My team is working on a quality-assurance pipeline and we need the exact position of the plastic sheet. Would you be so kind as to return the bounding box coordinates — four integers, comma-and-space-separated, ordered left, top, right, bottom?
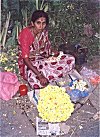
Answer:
0, 72, 20, 101
80, 66, 100, 85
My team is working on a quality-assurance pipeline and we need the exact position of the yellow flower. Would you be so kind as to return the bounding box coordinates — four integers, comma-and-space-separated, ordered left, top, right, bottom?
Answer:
0, 53, 8, 63
11, 52, 16, 56
4, 67, 13, 72
37, 85, 74, 122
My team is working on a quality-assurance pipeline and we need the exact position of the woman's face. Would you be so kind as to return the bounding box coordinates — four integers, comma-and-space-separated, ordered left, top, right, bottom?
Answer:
32, 17, 47, 34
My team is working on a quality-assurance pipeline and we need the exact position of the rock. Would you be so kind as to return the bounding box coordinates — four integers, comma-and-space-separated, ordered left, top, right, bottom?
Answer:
89, 84, 100, 111
59, 123, 70, 135
93, 111, 100, 120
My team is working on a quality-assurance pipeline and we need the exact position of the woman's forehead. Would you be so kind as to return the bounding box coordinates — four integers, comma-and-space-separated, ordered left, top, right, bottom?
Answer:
36, 17, 46, 22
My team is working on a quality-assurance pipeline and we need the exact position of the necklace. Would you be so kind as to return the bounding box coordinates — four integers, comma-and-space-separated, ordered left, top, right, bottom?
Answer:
31, 28, 46, 55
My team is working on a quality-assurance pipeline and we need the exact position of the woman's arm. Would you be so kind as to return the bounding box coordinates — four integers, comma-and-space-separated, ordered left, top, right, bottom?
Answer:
24, 57, 49, 86
24, 57, 40, 76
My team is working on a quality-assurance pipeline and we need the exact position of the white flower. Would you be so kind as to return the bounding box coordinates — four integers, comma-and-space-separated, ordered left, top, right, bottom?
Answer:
70, 79, 88, 91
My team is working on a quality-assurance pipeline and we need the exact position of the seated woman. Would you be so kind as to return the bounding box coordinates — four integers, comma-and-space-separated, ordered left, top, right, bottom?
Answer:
18, 10, 75, 89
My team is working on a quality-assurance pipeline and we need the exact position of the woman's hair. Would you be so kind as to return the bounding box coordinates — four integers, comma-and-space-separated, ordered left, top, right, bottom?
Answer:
31, 10, 49, 25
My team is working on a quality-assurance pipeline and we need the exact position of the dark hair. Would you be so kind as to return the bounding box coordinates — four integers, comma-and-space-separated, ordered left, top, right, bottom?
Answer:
31, 10, 49, 25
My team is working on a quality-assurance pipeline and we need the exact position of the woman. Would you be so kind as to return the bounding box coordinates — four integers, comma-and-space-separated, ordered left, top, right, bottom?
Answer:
18, 10, 75, 89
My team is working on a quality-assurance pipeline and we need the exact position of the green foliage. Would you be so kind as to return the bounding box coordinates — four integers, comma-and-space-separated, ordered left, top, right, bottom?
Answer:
35, 0, 48, 11
48, 0, 99, 59
5, 21, 22, 47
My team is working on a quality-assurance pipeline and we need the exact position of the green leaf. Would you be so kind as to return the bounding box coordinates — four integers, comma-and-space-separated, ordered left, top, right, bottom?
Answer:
40, 0, 44, 10
36, 0, 39, 10
43, 3, 48, 12
5, 37, 15, 47
2, 0, 8, 9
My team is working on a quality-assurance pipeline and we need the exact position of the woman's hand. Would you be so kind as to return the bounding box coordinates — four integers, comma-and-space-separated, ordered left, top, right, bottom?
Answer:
51, 49, 59, 57
38, 74, 49, 86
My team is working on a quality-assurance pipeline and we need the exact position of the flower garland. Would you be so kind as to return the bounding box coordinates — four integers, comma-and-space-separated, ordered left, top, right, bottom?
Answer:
37, 85, 74, 122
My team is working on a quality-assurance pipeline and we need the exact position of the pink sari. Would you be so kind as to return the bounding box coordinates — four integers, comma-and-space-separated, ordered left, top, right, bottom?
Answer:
18, 27, 75, 89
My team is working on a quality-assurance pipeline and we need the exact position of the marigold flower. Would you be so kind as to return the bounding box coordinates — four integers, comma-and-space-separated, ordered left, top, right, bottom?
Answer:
37, 85, 74, 122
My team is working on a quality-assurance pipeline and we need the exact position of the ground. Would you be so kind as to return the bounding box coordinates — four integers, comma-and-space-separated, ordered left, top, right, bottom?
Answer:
0, 56, 100, 137
0, 86, 99, 137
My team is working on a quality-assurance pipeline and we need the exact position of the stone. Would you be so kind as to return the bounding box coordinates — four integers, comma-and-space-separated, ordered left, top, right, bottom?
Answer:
89, 84, 100, 111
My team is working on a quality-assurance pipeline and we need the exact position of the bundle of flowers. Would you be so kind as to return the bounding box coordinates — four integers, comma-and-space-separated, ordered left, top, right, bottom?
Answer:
67, 79, 89, 103
69, 79, 88, 91
37, 85, 74, 123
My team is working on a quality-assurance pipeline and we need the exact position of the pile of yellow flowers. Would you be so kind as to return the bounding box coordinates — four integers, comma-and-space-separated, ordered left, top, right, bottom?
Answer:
37, 85, 74, 122
0, 48, 18, 73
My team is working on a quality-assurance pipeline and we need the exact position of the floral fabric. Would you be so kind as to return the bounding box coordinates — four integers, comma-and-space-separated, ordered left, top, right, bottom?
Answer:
18, 27, 75, 89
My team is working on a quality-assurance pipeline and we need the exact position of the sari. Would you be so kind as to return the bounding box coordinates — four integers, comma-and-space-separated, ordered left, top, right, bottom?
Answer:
18, 27, 75, 89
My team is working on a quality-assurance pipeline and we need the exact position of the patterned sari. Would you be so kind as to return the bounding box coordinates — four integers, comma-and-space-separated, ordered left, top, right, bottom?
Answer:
18, 27, 75, 89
